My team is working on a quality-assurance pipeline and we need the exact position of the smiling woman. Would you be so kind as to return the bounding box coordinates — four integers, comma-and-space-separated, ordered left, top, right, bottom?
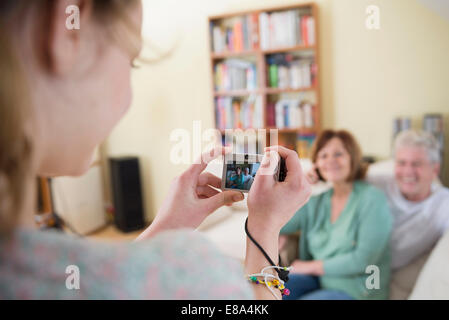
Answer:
280, 129, 393, 300
311, 130, 368, 183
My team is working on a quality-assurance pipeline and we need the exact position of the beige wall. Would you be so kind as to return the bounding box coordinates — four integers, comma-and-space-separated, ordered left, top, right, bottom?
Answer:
105, 0, 449, 221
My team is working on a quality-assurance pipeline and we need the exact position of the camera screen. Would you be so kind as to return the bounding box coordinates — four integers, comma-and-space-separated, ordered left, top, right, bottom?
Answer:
224, 161, 261, 191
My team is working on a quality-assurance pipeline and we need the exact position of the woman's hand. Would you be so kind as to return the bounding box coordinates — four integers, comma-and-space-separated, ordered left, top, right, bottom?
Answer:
136, 146, 244, 240
291, 259, 324, 276
246, 146, 311, 235
306, 164, 320, 184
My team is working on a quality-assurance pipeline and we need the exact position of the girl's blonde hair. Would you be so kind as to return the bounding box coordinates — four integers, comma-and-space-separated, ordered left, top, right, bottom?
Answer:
0, 0, 140, 238
0, 30, 33, 238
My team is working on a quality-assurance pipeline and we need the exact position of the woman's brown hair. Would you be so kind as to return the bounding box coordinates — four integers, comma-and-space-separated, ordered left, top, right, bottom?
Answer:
311, 129, 368, 182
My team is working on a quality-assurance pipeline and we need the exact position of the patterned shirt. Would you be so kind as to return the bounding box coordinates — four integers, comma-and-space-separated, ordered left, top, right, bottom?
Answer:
0, 227, 253, 299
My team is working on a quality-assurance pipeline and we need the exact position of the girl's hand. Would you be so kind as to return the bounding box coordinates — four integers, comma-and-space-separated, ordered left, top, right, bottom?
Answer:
245, 149, 311, 300
246, 146, 311, 236
136, 146, 244, 240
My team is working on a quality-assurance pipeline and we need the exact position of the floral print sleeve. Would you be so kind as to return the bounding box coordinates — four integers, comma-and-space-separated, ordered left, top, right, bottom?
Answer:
0, 228, 253, 299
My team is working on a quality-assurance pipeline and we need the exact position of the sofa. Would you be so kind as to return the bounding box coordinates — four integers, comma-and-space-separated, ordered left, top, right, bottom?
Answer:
197, 158, 445, 299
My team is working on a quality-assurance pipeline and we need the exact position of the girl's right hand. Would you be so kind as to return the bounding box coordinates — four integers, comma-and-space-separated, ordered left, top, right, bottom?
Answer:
247, 146, 311, 236
136, 146, 244, 241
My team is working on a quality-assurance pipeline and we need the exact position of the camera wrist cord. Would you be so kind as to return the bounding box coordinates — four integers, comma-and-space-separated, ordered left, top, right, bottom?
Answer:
244, 217, 290, 283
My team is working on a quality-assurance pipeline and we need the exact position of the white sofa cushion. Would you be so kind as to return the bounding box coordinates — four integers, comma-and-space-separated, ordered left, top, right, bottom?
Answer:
409, 229, 449, 299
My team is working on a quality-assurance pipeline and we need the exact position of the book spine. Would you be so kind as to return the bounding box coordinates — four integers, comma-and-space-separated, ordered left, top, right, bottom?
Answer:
269, 64, 278, 88
311, 62, 318, 87
233, 100, 241, 128
301, 16, 308, 46
303, 103, 314, 128
243, 16, 249, 51
307, 16, 315, 45
234, 20, 243, 52
266, 102, 275, 127
283, 104, 289, 128
296, 11, 302, 45
259, 12, 269, 50
275, 101, 284, 128
251, 13, 259, 50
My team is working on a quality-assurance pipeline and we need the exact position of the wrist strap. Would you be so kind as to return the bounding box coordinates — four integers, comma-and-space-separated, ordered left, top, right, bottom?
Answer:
244, 218, 290, 283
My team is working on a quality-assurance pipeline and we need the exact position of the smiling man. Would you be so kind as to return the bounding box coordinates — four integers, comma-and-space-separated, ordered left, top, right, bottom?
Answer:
370, 130, 449, 270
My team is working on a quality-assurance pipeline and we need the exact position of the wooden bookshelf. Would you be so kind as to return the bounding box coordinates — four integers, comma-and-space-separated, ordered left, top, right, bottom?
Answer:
209, 3, 321, 155
213, 89, 261, 97
264, 87, 316, 94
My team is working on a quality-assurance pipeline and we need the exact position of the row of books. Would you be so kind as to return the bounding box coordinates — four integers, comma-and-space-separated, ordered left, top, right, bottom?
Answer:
266, 99, 315, 129
211, 13, 259, 53
211, 10, 315, 53
259, 10, 315, 50
220, 134, 266, 154
214, 59, 257, 91
267, 54, 317, 89
219, 133, 317, 159
215, 96, 263, 130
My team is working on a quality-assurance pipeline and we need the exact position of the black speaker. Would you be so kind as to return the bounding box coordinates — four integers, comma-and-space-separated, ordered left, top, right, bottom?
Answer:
109, 157, 145, 232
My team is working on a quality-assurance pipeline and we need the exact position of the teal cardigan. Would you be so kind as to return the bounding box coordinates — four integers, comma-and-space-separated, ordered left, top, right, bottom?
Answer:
281, 181, 392, 299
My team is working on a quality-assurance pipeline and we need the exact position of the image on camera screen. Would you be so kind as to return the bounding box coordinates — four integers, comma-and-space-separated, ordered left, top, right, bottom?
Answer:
224, 161, 261, 191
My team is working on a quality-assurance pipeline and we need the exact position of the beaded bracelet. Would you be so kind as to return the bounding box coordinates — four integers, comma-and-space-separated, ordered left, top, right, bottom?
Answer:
247, 275, 290, 297
247, 266, 292, 299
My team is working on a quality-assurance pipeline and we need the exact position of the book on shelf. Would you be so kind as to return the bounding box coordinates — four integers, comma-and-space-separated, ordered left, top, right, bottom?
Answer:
268, 64, 278, 88
215, 95, 263, 130
259, 9, 315, 50
211, 9, 315, 53
276, 134, 297, 152
296, 133, 316, 158
302, 102, 314, 128
301, 15, 315, 46
211, 13, 260, 53
214, 59, 257, 91
267, 53, 317, 89
266, 99, 315, 129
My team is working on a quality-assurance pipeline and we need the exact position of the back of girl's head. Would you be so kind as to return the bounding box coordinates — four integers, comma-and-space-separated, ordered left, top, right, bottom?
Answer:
0, 0, 141, 58
311, 129, 367, 182
0, 0, 141, 238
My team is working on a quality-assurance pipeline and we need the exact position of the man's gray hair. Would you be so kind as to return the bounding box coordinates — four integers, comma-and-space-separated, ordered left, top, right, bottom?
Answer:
393, 130, 441, 164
